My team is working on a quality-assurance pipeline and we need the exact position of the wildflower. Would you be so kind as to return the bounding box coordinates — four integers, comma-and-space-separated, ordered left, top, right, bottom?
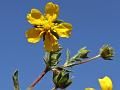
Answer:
25, 2, 72, 52
99, 76, 113, 90
99, 45, 114, 60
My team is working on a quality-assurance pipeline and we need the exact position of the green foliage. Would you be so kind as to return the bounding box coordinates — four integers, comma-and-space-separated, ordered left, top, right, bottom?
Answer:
71, 47, 90, 60
12, 70, 20, 90
44, 49, 62, 68
53, 68, 72, 89
12, 45, 114, 90
64, 47, 90, 67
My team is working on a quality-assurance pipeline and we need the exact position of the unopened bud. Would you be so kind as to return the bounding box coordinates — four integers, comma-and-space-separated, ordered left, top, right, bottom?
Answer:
100, 45, 114, 60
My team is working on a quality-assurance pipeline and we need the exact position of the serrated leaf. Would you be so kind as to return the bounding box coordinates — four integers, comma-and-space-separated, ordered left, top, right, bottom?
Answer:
12, 70, 20, 90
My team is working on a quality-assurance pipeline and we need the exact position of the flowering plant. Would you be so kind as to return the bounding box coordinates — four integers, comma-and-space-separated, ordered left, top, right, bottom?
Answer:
12, 2, 114, 90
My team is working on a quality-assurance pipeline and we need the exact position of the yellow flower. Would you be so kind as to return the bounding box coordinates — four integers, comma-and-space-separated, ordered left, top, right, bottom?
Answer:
85, 88, 95, 90
25, 2, 72, 52
98, 76, 113, 90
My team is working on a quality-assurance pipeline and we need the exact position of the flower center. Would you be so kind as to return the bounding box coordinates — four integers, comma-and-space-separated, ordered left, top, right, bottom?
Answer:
43, 20, 54, 31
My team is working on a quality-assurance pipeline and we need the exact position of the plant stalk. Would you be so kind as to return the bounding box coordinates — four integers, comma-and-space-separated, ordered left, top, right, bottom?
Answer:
64, 54, 101, 68
29, 67, 49, 88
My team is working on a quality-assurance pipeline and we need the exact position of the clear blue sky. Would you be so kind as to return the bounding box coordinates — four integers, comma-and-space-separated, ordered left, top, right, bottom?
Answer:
0, 0, 120, 90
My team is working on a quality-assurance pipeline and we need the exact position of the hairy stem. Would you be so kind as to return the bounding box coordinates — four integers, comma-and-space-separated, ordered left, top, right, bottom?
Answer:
29, 67, 49, 88
64, 54, 101, 68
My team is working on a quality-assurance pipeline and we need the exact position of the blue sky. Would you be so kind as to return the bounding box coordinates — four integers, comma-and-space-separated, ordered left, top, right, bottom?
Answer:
0, 0, 120, 90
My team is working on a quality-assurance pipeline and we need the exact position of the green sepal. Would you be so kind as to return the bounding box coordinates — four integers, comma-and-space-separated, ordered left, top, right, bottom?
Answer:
50, 30, 59, 39
49, 50, 61, 67
54, 19, 64, 24
100, 44, 114, 60
44, 49, 62, 68
58, 73, 69, 88
53, 72, 62, 85
71, 47, 90, 59
64, 79, 72, 88
78, 47, 90, 58
53, 68, 72, 89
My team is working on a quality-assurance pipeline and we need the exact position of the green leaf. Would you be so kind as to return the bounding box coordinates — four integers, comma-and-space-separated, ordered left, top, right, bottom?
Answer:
64, 49, 74, 67
66, 49, 70, 61
64, 47, 90, 67
12, 70, 20, 90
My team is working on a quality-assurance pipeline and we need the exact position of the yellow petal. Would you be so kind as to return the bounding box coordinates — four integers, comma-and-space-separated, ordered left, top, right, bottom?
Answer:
85, 88, 96, 90
27, 8, 43, 25
54, 23, 72, 38
25, 28, 44, 43
98, 76, 113, 90
45, 2, 59, 21
44, 31, 59, 52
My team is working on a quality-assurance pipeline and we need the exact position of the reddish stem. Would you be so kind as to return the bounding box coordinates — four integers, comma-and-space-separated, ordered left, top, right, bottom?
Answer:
30, 67, 49, 88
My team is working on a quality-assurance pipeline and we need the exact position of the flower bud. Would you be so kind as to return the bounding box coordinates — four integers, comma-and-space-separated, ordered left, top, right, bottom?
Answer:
53, 67, 72, 89
99, 45, 114, 60
79, 47, 90, 58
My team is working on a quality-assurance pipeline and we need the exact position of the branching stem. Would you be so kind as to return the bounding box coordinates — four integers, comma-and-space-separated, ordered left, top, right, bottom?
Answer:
63, 54, 101, 68
29, 66, 49, 88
